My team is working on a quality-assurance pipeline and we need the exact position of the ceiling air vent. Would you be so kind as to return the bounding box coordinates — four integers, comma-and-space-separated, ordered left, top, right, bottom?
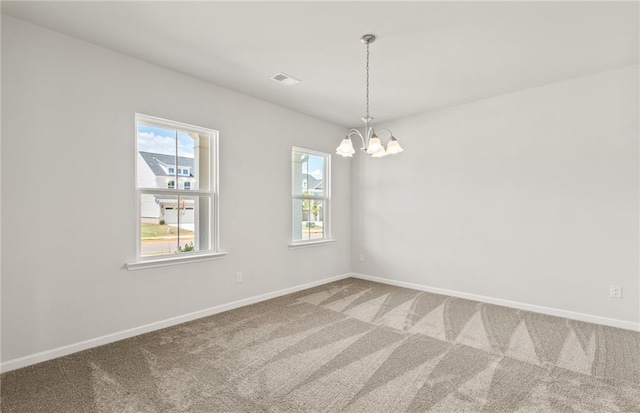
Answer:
271, 72, 300, 86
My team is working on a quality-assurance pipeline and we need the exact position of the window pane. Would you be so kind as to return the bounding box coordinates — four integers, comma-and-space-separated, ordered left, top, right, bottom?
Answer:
140, 194, 212, 256
137, 123, 177, 189
292, 150, 325, 197
306, 154, 325, 197
175, 195, 195, 253
293, 198, 325, 241
140, 194, 178, 257
309, 200, 324, 240
177, 130, 211, 191
176, 195, 211, 253
177, 130, 195, 191
293, 199, 309, 241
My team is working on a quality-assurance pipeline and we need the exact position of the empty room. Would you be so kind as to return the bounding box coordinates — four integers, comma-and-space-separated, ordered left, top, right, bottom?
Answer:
1, 1, 639, 412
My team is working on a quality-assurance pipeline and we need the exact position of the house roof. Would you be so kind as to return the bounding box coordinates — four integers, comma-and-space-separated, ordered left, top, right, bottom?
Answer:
306, 175, 323, 190
139, 151, 194, 177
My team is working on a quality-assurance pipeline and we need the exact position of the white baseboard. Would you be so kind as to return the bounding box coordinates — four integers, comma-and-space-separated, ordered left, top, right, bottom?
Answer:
350, 273, 640, 332
0, 273, 351, 373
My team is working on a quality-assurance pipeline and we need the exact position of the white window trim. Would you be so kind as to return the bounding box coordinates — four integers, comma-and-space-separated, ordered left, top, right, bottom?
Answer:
128, 113, 224, 269
126, 251, 228, 271
290, 146, 333, 247
288, 239, 337, 249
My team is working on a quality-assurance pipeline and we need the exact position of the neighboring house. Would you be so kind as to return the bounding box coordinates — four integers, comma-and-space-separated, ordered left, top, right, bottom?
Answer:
137, 151, 195, 225
302, 175, 323, 196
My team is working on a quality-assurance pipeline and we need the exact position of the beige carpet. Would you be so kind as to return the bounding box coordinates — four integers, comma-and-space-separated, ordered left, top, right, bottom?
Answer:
2, 278, 639, 412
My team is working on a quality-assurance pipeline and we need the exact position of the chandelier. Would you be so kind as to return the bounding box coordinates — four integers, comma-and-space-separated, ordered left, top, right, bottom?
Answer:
336, 34, 403, 158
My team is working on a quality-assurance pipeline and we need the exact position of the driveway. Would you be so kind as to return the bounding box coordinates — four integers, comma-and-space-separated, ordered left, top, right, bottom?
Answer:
168, 223, 195, 232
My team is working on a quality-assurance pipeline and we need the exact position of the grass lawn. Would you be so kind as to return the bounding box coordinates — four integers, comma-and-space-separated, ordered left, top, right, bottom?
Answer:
141, 222, 194, 238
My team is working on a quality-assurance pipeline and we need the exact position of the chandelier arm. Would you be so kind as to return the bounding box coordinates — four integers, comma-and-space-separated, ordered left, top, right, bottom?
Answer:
346, 129, 367, 149
366, 126, 374, 141
374, 128, 394, 139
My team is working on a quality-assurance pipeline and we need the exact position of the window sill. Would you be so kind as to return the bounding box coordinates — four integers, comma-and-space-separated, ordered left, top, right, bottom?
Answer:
288, 239, 337, 249
126, 251, 228, 271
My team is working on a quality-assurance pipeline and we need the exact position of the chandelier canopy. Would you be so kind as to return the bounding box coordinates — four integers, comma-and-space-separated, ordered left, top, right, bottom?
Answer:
336, 34, 403, 158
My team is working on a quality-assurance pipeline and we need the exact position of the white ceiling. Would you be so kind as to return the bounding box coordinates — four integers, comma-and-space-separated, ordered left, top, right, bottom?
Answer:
2, 1, 638, 127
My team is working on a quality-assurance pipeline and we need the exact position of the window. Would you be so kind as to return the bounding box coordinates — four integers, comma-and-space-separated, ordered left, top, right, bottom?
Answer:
134, 114, 220, 264
291, 147, 331, 244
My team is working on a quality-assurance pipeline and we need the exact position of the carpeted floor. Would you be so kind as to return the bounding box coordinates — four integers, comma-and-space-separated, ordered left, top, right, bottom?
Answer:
1, 277, 639, 412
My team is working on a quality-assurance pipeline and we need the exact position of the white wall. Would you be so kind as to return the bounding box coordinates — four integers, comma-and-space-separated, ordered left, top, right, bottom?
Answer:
352, 66, 639, 325
1, 16, 351, 363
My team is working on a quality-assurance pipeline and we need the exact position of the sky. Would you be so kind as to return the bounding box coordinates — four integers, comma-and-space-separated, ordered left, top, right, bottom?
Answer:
137, 124, 195, 158
301, 154, 324, 180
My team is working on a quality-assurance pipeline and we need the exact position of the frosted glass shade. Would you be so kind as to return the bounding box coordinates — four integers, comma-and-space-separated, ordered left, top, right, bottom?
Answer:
366, 135, 382, 154
386, 137, 404, 154
336, 137, 355, 157
371, 145, 388, 158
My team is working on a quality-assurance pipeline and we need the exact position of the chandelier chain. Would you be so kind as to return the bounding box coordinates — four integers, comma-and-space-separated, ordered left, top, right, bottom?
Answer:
365, 42, 370, 119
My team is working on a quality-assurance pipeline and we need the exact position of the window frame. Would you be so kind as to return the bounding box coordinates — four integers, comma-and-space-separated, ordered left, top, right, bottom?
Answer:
290, 146, 333, 247
128, 113, 225, 270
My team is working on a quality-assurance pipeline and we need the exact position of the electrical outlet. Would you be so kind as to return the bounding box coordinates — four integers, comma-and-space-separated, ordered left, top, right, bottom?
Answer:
610, 285, 622, 298
359, 254, 365, 262
236, 272, 243, 283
